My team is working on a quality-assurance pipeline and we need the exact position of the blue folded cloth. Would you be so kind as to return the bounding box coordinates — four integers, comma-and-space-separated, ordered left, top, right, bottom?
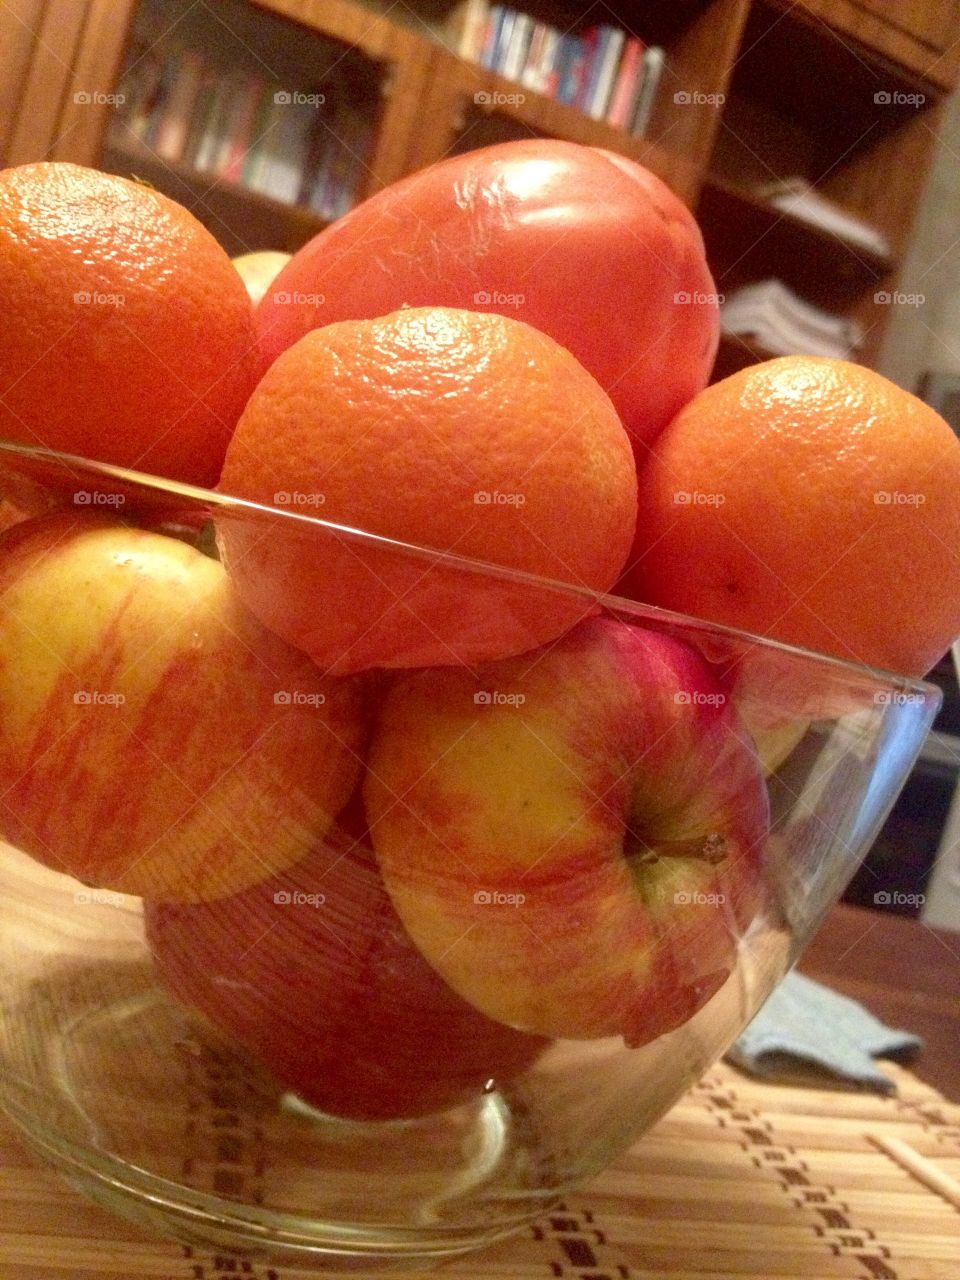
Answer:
726, 971, 921, 1093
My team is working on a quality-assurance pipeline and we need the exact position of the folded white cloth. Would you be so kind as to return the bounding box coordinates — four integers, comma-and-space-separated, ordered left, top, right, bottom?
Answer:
727, 971, 921, 1093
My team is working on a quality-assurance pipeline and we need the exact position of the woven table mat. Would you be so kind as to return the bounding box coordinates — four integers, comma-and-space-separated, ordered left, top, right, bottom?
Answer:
2, 1060, 959, 1280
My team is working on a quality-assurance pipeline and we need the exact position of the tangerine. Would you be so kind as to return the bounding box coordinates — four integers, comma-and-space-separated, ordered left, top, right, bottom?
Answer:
627, 356, 960, 676
218, 306, 637, 673
0, 162, 256, 486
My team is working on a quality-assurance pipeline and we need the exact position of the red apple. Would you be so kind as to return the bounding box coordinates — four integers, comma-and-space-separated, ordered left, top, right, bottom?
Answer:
145, 820, 547, 1119
365, 616, 770, 1045
0, 513, 367, 901
0, 498, 25, 533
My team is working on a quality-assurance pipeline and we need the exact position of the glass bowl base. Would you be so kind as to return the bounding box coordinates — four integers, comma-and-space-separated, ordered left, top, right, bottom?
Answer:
1, 975, 559, 1271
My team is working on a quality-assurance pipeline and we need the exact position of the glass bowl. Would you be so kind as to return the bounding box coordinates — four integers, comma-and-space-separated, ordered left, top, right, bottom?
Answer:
0, 441, 941, 1272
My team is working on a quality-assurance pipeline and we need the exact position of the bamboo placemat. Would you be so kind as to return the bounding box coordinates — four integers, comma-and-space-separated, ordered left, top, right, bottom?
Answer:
2, 1060, 959, 1280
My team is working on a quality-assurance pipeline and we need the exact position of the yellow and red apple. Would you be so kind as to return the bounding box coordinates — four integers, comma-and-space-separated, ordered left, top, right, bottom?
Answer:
365, 616, 770, 1045
232, 250, 291, 307
145, 815, 546, 1119
0, 498, 25, 534
0, 513, 367, 901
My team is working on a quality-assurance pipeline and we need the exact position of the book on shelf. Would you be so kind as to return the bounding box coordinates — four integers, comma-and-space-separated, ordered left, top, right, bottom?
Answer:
111, 41, 375, 222
502, 11, 534, 81
572, 27, 601, 111
537, 27, 562, 96
180, 66, 219, 168
221, 77, 265, 183
631, 45, 665, 136
606, 36, 644, 129
558, 34, 590, 106
445, 5, 666, 135
520, 22, 546, 89
239, 85, 277, 186
449, 0, 490, 59
304, 91, 373, 220
587, 27, 626, 121
478, 6, 501, 66
116, 48, 166, 143
192, 76, 235, 173
151, 49, 204, 161
141, 53, 182, 149
257, 99, 319, 204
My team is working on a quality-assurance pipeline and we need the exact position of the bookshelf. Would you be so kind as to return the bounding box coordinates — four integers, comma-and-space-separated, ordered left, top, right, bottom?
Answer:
699, 0, 950, 366
99, 135, 329, 256
405, 57, 702, 204
1, 0, 957, 377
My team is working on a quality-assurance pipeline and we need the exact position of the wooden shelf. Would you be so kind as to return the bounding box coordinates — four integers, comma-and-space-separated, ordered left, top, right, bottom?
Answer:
101, 134, 329, 256
468, 67, 701, 202
700, 175, 894, 278
697, 174, 897, 319
786, 0, 960, 94
4, 0, 958, 374
407, 58, 702, 205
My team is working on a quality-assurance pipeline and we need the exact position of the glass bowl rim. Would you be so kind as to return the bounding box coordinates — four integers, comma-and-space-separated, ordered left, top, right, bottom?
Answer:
0, 438, 941, 701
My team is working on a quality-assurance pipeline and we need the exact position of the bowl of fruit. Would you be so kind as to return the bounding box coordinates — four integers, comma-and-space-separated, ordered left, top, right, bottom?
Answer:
0, 145, 957, 1272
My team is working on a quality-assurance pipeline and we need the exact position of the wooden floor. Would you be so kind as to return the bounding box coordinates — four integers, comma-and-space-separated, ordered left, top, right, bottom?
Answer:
801, 904, 960, 1102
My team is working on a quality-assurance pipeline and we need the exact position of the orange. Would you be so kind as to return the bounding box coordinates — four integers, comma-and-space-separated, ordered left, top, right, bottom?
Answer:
0, 162, 257, 487
217, 305, 637, 673
627, 356, 960, 677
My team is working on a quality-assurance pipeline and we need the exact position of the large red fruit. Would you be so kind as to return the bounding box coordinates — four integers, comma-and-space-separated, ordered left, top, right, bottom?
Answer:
255, 140, 718, 456
145, 823, 547, 1120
